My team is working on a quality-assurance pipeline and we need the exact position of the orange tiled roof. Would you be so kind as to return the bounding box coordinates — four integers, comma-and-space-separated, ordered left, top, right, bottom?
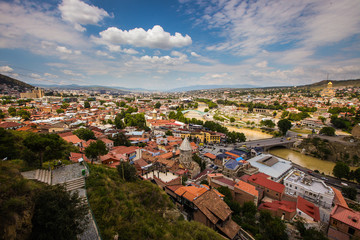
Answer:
175, 185, 208, 202
235, 180, 258, 197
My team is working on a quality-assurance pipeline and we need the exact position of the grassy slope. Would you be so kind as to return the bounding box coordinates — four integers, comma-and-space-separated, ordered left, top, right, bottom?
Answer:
0, 161, 43, 239
86, 165, 223, 240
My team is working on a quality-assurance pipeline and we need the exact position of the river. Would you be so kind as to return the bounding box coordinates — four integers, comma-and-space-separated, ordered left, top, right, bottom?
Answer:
269, 148, 357, 176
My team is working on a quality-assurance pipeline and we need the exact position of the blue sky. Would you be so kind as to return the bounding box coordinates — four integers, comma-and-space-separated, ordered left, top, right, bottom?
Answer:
0, 0, 360, 90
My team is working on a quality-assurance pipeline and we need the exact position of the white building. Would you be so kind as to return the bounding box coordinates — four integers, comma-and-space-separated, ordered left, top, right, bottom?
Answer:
283, 170, 334, 209
247, 154, 293, 182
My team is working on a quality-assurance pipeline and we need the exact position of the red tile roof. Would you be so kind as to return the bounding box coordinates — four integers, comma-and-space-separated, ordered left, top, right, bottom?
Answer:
259, 200, 296, 213
331, 204, 360, 230
331, 187, 348, 208
204, 152, 216, 160
297, 196, 320, 222
235, 180, 258, 197
175, 185, 208, 202
248, 173, 284, 193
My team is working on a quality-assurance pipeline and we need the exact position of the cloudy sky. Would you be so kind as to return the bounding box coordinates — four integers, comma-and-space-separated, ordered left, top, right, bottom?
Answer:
0, 0, 360, 90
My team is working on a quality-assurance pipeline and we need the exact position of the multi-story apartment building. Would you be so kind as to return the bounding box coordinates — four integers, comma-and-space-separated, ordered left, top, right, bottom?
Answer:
283, 170, 334, 208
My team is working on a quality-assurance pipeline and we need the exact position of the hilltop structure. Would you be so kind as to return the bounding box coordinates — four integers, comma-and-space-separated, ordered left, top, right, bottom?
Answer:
321, 81, 335, 97
20, 87, 44, 98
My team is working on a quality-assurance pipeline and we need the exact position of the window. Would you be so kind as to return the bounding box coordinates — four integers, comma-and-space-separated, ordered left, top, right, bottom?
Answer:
348, 227, 355, 235
295, 186, 297, 189
286, 183, 288, 186
290, 184, 292, 188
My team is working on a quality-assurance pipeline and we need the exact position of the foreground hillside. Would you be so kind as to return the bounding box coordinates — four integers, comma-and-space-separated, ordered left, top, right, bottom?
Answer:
86, 165, 223, 240
0, 74, 34, 91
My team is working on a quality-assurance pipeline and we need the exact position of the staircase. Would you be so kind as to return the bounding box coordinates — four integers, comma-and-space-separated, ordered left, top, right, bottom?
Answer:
34, 169, 52, 185
62, 177, 85, 191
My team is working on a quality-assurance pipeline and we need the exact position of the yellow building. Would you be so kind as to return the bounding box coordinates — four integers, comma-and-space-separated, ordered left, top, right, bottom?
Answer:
320, 81, 335, 97
20, 88, 44, 99
181, 131, 221, 144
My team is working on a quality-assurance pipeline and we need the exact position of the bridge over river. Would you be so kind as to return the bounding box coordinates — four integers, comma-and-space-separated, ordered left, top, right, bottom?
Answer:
234, 137, 297, 151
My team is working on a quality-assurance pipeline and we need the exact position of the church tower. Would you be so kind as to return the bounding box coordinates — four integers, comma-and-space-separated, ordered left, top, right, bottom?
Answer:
179, 137, 192, 168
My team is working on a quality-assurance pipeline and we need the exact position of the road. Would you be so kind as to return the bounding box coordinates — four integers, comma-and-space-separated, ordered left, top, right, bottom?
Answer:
233, 137, 297, 148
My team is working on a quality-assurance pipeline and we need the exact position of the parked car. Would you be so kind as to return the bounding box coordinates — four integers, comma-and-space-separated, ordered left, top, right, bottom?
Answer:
341, 182, 348, 187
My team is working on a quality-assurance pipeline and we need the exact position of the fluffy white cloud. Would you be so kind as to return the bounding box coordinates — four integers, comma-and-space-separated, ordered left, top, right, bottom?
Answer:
44, 73, 58, 78
256, 61, 268, 68
138, 55, 188, 65
56, 46, 72, 54
0, 1, 88, 50
62, 69, 83, 77
30, 73, 42, 79
186, 0, 360, 57
0, 66, 14, 73
59, 0, 110, 32
96, 25, 192, 49
191, 52, 201, 57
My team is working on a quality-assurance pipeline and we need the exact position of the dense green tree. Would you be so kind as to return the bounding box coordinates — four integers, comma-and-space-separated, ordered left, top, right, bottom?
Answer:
17, 109, 31, 120
333, 162, 350, 179
84, 101, 90, 108
61, 102, 70, 109
0, 129, 20, 160
260, 119, 275, 128
295, 221, 327, 240
73, 128, 96, 141
277, 119, 292, 135
227, 131, 246, 143
204, 108, 209, 112
23, 133, 68, 167
110, 132, 131, 147
30, 185, 88, 240
259, 211, 288, 240
155, 101, 161, 109
114, 113, 125, 129
230, 117, 235, 123
319, 126, 335, 136
124, 113, 147, 130
85, 140, 108, 164
165, 130, 173, 136
56, 109, 65, 114
117, 162, 137, 181
168, 111, 176, 119
192, 154, 206, 171
8, 107, 16, 117
354, 168, 360, 183
342, 186, 357, 200
0, 109, 5, 119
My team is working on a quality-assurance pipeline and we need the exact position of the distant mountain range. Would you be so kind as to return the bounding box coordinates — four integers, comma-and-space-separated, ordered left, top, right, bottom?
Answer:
0, 74, 34, 91
1, 73, 360, 93
33, 84, 152, 93
166, 84, 258, 92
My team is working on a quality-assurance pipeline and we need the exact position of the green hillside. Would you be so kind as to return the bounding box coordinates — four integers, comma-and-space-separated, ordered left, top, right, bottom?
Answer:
300, 79, 360, 90
0, 74, 34, 91
86, 164, 224, 240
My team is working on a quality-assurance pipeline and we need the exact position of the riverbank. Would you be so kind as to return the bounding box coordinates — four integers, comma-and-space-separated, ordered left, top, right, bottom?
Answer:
227, 126, 273, 141
269, 148, 358, 176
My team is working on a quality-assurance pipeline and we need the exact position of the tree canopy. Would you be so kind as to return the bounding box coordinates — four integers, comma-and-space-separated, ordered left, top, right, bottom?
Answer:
30, 185, 88, 240
333, 162, 350, 179
277, 119, 292, 135
85, 140, 108, 164
73, 128, 96, 141
319, 126, 335, 136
